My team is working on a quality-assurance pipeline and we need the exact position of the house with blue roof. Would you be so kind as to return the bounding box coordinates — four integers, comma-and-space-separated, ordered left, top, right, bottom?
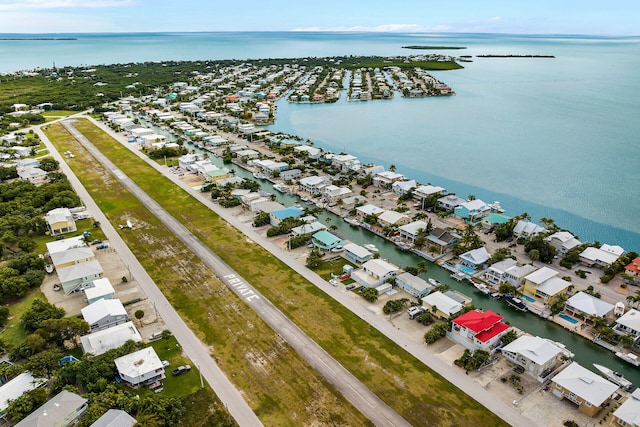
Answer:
269, 206, 304, 226
311, 230, 345, 251
453, 199, 490, 224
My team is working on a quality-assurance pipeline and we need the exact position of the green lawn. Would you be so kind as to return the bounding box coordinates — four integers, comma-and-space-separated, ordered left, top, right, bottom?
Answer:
0, 288, 45, 348
31, 218, 107, 256
42, 110, 79, 117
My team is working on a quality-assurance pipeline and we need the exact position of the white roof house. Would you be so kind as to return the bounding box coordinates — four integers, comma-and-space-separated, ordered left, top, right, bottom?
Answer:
0, 373, 46, 413
44, 207, 77, 236
512, 220, 545, 238
551, 362, 619, 416
343, 243, 373, 264
459, 247, 490, 270
352, 259, 399, 288
525, 266, 558, 285
395, 272, 434, 298
89, 409, 137, 427
377, 210, 410, 227
501, 335, 563, 378
391, 179, 416, 195
611, 388, 640, 427
290, 222, 327, 237
579, 245, 624, 268
422, 291, 463, 319
355, 204, 385, 219
398, 220, 427, 242
614, 309, 640, 337
413, 185, 446, 199
114, 347, 165, 388
545, 231, 582, 255
81, 298, 128, 332
46, 235, 86, 256
49, 246, 95, 269
57, 259, 104, 294
83, 277, 116, 304
15, 390, 88, 427
299, 176, 329, 194
80, 321, 142, 355
565, 292, 614, 319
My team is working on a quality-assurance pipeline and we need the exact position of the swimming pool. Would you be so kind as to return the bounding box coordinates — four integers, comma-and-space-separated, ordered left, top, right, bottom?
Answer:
458, 265, 475, 275
559, 312, 579, 324
521, 294, 536, 303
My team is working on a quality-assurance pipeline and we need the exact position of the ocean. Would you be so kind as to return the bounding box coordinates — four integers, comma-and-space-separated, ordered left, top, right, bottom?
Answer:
2, 32, 639, 250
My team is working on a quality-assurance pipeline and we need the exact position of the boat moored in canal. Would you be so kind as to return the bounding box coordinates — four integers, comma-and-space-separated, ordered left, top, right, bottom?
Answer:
615, 351, 640, 367
503, 294, 528, 312
593, 363, 634, 390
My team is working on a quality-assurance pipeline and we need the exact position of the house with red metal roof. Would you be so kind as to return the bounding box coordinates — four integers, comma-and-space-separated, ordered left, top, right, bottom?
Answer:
624, 257, 640, 283
449, 309, 510, 351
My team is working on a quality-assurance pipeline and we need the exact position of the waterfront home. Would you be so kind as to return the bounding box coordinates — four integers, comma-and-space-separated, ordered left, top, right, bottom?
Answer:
81, 298, 128, 332
311, 230, 345, 251
17, 166, 48, 185
258, 160, 290, 176
453, 199, 490, 224
377, 210, 410, 228
194, 162, 230, 183
0, 373, 46, 417
501, 335, 563, 380
351, 259, 399, 288
610, 388, 640, 427
293, 145, 322, 159
545, 231, 582, 256
449, 309, 510, 351
141, 133, 166, 146
343, 243, 373, 264
359, 165, 385, 177
90, 409, 137, 427
614, 309, 640, 339
421, 291, 463, 319
578, 244, 624, 268
80, 321, 142, 355
512, 220, 546, 239
355, 204, 385, 222
203, 135, 227, 146
49, 246, 95, 270
484, 259, 537, 287
624, 257, 640, 283
481, 213, 510, 230
373, 171, 404, 189
395, 272, 435, 298
115, 347, 166, 389
299, 176, 330, 195
340, 195, 368, 209
235, 149, 260, 161
391, 179, 416, 196
459, 247, 490, 271
178, 153, 202, 170
427, 227, 459, 254
269, 206, 304, 226
290, 222, 326, 237
564, 292, 614, 323
130, 127, 154, 138
550, 361, 618, 417
413, 185, 447, 204
331, 154, 360, 172
398, 220, 427, 243
14, 390, 88, 427
83, 277, 116, 304
523, 267, 569, 303
44, 207, 77, 236
322, 185, 353, 203
280, 168, 302, 181
57, 260, 104, 294
217, 176, 244, 188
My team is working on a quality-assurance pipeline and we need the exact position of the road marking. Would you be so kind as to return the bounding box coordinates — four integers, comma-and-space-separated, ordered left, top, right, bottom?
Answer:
222, 273, 260, 302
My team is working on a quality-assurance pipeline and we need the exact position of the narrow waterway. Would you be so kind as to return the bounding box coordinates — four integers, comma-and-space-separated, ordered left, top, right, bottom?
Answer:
137, 115, 640, 387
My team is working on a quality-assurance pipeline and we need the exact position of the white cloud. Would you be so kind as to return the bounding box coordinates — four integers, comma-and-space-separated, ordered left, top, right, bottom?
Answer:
0, 0, 134, 11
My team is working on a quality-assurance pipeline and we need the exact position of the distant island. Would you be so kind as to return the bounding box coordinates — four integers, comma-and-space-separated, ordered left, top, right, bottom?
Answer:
0, 37, 77, 41
476, 54, 555, 58
402, 45, 466, 50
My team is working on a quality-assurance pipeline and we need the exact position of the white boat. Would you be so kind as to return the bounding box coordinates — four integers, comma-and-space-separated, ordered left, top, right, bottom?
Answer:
472, 281, 491, 295
45, 263, 54, 274
428, 278, 441, 287
344, 217, 360, 226
363, 244, 379, 253
615, 352, 640, 367
273, 183, 288, 193
253, 172, 266, 180
593, 363, 634, 390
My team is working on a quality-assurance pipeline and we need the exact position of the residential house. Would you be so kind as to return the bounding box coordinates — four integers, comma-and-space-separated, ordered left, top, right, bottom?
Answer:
512, 220, 546, 239
178, 153, 201, 170
610, 388, 640, 427
235, 149, 260, 162
45, 235, 86, 256
57, 259, 104, 294
501, 335, 564, 380
322, 185, 352, 203
579, 244, 625, 268
351, 259, 399, 288
269, 206, 304, 226
373, 171, 404, 189
614, 309, 640, 339
89, 409, 137, 427
332, 154, 360, 172
421, 291, 463, 319
564, 292, 614, 322
81, 299, 129, 332
17, 167, 48, 185
413, 185, 446, 205
299, 176, 330, 195
280, 169, 302, 181
49, 246, 95, 270
484, 259, 536, 287
311, 230, 345, 251
459, 247, 490, 271
358, 165, 385, 178
395, 272, 434, 298
44, 207, 77, 236
545, 231, 582, 256
290, 222, 326, 237
398, 221, 427, 243
0, 373, 46, 416
355, 204, 385, 222
293, 145, 321, 159
438, 194, 466, 211
14, 390, 88, 427
624, 257, 640, 281
114, 347, 165, 388
453, 199, 490, 224
550, 362, 618, 417
80, 321, 142, 355
481, 213, 511, 230
449, 310, 510, 351
83, 278, 116, 304
391, 179, 416, 196
377, 211, 410, 228
343, 243, 373, 264
523, 267, 570, 303
427, 227, 459, 254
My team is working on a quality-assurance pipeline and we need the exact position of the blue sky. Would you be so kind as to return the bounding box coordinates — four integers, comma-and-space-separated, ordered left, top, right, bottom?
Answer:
0, 0, 638, 35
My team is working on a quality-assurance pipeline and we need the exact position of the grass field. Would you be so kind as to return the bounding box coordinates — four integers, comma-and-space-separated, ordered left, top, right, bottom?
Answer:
45, 121, 372, 427
0, 288, 46, 349
46, 118, 507, 426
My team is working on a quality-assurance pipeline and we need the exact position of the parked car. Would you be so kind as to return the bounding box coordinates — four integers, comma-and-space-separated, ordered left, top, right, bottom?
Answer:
162, 360, 170, 368
96, 243, 109, 250
172, 365, 191, 376
329, 279, 339, 287
91, 239, 103, 245
345, 284, 356, 291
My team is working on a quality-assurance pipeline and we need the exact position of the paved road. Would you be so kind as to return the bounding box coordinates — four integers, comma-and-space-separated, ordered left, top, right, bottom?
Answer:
36, 122, 264, 427
60, 120, 411, 427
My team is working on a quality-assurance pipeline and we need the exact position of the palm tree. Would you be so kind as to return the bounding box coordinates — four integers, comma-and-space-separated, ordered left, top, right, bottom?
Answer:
416, 260, 428, 276
134, 414, 163, 427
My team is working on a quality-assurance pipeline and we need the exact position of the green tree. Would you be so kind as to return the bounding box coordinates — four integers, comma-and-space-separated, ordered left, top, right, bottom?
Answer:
500, 330, 519, 346
24, 349, 64, 378
305, 249, 323, 269
135, 310, 145, 326
361, 287, 378, 302
382, 298, 409, 315
21, 299, 65, 332
5, 387, 48, 423
424, 323, 449, 344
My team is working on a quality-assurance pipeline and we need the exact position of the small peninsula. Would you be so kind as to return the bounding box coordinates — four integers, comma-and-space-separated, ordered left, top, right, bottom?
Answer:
402, 45, 466, 50
476, 54, 555, 58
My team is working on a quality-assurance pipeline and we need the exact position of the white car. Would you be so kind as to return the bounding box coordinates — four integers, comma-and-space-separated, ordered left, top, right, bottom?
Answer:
162, 360, 170, 368
329, 279, 339, 287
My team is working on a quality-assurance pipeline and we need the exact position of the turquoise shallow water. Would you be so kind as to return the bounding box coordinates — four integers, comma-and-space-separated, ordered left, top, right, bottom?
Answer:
2, 32, 639, 249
